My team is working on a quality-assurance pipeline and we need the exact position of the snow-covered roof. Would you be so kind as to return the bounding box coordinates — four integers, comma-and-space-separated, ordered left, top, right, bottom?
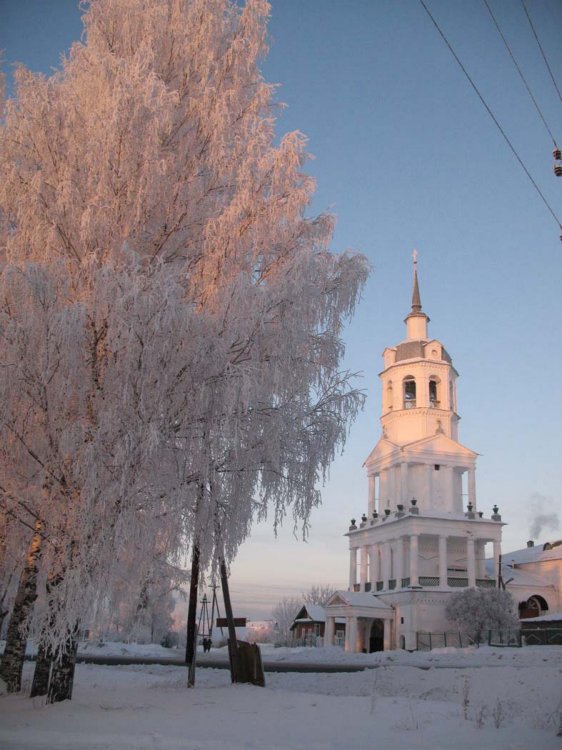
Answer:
326, 591, 393, 609
484, 560, 557, 589
301, 605, 327, 622
501, 541, 562, 565
521, 611, 562, 623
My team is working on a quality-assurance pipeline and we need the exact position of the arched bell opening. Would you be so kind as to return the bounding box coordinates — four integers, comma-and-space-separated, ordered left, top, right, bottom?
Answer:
403, 376, 416, 409
429, 376, 440, 408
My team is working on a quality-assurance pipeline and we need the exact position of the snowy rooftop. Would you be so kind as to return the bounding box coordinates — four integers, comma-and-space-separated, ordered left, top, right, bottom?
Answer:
520, 611, 562, 623
299, 604, 326, 622
328, 591, 393, 609
484, 560, 556, 588
501, 540, 562, 564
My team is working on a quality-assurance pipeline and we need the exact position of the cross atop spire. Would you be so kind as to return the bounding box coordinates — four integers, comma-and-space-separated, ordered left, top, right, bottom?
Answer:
411, 249, 422, 313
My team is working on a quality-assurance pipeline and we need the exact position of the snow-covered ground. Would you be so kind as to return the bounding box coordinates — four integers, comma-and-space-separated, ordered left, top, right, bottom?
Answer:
1, 644, 561, 750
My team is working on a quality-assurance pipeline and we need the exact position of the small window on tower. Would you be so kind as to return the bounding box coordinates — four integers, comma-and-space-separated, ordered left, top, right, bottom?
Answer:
434, 464, 440, 471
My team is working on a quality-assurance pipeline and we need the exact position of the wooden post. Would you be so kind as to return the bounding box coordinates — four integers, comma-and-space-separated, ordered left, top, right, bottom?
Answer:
220, 559, 242, 683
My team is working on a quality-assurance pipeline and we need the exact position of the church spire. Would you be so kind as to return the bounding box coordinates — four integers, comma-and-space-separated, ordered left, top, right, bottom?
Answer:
411, 249, 422, 313
404, 249, 429, 340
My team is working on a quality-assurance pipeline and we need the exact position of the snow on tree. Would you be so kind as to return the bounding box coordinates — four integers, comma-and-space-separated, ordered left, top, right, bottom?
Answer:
0, 0, 368, 699
271, 596, 303, 645
302, 585, 337, 607
445, 587, 520, 645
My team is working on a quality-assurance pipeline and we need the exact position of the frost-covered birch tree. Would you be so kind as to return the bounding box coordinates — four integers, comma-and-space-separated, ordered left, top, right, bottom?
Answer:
0, 0, 368, 700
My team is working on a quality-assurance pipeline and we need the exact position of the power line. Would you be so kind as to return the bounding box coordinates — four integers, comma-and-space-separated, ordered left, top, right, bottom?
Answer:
521, 0, 562, 105
483, 0, 558, 147
418, 0, 562, 234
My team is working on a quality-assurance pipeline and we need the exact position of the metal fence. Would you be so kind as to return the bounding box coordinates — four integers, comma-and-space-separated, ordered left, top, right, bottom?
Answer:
521, 627, 562, 646
416, 630, 522, 650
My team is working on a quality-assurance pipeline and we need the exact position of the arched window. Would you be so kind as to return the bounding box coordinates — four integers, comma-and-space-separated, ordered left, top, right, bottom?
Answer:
403, 376, 416, 409
518, 594, 549, 619
429, 377, 440, 407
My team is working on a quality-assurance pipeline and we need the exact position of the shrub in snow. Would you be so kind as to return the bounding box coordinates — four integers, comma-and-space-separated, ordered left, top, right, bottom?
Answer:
161, 631, 179, 649
445, 587, 519, 645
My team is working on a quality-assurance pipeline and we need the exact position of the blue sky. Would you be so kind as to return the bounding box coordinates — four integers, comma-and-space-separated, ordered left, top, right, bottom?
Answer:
2, 0, 561, 618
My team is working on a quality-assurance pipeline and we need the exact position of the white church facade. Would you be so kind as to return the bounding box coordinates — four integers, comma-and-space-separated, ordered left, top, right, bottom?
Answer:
324, 260, 505, 652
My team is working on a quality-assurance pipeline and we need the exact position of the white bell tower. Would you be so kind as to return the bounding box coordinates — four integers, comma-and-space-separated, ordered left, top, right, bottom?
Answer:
323, 254, 504, 654
366, 252, 475, 516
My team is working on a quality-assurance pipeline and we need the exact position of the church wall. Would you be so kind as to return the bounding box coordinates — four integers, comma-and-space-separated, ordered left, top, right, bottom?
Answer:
379, 590, 453, 651
513, 559, 562, 612
407, 464, 427, 508
452, 470, 463, 513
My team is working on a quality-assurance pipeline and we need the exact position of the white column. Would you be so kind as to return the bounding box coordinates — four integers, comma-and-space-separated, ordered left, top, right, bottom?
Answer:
467, 538, 476, 587
439, 535, 448, 587
396, 537, 404, 587
368, 474, 376, 516
349, 547, 357, 589
410, 534, 419, 586
493, 540, 501, 585
360, 546, 368, 590
383, 618, 392, 651
345, 617, 358, 653
379, 469, 387, 509
426, 464, 433, 508
382, 541, 390, 588
419, 373, 429, 408
388, 467, 395, 508
468, 468, 476, 510
325, 616, 335, 646
476, 541, 485, 578
400, 462, 408, 506
369, 545, 379, 587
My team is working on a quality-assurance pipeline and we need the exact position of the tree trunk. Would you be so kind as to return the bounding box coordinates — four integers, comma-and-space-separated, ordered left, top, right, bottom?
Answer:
0, 519, 42, 693
185, 543, 200, 688
47, 629, 78, 704
30, 641, 52, 698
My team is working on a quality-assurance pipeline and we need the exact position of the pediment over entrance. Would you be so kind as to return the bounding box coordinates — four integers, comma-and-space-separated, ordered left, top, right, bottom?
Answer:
325, 593, 349, 608
363, 436, 400, 468
402, 433, 477, 462
324, 590, 394, 621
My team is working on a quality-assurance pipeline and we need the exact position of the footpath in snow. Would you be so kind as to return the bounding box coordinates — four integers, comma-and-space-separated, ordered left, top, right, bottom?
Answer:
1, 644, 561, 750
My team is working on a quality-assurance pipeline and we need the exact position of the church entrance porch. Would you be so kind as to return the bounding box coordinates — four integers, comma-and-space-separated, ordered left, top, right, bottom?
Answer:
324, 591, 395, 653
